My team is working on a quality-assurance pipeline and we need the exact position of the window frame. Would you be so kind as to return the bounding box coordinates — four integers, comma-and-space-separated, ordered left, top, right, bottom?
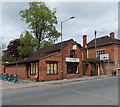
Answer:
70, 50, 75, 58
117, 61, 120, 69
96, 50, 106, 57
27, 62, 38, 76
46, 61, 58, 75
66, 62, 79, 74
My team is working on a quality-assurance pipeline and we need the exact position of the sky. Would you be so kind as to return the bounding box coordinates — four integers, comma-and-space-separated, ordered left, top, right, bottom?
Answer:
0, 1, 118, 48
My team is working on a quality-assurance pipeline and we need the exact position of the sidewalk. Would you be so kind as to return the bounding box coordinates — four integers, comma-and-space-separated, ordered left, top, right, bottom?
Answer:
1, 75, 117, 90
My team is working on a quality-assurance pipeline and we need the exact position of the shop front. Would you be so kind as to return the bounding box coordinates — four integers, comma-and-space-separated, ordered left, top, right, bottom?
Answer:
66, 57, 80, 74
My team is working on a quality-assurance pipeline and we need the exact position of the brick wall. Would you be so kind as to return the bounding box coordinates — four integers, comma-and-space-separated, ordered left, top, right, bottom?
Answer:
39, 52, 61, 80
62, 40, 83, 77
0, 61, 5, 73
5, 64, 27, 79
3, 40, 83, 81
88, 44, 120, 74
39, 40, 83, 80
82, 63, 95, 76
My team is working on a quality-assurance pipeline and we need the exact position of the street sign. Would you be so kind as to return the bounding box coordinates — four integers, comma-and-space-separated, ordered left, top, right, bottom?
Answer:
100, 54, 109, 60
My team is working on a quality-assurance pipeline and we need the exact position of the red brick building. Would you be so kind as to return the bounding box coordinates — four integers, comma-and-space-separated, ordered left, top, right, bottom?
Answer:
3, 39, 83, 81
84, 32, 120, 75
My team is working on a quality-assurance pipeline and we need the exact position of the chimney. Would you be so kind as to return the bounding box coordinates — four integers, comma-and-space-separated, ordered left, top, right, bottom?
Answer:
83, 35, 87, 48
83, 35, 87, 60
110, 32, 115, 39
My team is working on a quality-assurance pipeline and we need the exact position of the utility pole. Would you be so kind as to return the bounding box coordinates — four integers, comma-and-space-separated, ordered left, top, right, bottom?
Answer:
94, 30, 97, 58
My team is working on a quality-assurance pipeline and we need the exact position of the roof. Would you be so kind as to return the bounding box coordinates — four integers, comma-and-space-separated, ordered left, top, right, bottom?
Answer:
33, 39, 73, 56
4, 52, 59, 66
87, 36, 120, 49
4, 39, 81, 65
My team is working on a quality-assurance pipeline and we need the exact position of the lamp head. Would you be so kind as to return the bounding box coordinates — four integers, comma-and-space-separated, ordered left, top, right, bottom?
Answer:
70, 16, 74, 19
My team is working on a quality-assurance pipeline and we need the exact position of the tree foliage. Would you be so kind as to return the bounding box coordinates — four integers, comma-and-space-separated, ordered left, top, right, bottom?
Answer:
19, 2, 60, 47
7, 39, 20, 57
82, 58, 101, 64
2, 39, 20, 62
18, 31, 39, 58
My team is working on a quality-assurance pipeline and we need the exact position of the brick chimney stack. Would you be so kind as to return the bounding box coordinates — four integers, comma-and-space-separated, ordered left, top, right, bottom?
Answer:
110, 32, 115, 39
83, 35, 87, 48
83, 35, 87, 60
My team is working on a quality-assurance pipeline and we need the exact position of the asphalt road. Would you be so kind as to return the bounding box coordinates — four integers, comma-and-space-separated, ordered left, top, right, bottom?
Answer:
2, 77, 118, 105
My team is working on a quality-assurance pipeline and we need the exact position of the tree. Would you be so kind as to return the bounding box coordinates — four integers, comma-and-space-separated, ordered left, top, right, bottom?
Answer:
7, 39, 20, 58
18, 31, 39, 58
82, 58, 101, 64
19, 2, 60, 47
2, 39, 20, 62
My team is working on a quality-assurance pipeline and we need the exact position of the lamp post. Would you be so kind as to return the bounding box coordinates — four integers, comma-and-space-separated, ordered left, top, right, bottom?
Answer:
60, 16, 74, 79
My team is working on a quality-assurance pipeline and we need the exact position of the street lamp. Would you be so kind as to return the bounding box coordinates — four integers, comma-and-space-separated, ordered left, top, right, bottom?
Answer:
60, 16, 75, 79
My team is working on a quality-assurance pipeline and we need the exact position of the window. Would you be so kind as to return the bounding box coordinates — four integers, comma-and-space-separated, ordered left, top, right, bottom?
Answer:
31, 63, 36, 74
70, 50, 75, 58
46, 61, 58, 75
96, 50, 106, 57
27, 62, 38, 76
117, 61, 120, 69
67, 62, 79, 74
72, 45, 77, 50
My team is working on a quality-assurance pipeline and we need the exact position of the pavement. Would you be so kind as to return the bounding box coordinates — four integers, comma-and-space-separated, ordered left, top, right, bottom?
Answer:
1, 75, 117, 90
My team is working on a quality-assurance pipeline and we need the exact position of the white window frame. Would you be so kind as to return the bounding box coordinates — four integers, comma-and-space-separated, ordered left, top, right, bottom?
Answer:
96, 49, 106, 57
117, 61, 120, 69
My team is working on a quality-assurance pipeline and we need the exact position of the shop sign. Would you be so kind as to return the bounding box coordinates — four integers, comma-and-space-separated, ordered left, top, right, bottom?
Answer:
66, 58, 79, 62
100, 54, 109, 60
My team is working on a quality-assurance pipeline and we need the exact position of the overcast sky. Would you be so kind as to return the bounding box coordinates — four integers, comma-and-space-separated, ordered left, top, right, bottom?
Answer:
1, 1, 118, 47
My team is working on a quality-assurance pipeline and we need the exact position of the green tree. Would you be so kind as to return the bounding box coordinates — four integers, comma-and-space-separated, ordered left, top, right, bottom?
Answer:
18, 31, 39, 58
19, 2, 60, 47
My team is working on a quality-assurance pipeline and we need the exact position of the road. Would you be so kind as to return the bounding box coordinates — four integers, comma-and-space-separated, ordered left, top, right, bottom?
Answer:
2, 77, 118, 105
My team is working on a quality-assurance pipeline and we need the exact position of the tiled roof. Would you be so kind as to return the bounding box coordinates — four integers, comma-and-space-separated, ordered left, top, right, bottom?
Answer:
33, 39, 73, 56
4, 39, 77, 65
87, 36, 120, 49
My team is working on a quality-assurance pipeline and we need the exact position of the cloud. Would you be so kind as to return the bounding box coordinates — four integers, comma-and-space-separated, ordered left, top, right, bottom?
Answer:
1, 2, 29, 44
1, 2, 118, 47
53, 2, 118, 44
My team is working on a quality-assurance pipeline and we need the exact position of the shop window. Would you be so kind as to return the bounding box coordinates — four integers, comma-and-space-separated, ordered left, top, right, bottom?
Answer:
27, 62, 38, 76
46, 61, 58, 75
67, 62, 79, 74
70, 50, 75, 58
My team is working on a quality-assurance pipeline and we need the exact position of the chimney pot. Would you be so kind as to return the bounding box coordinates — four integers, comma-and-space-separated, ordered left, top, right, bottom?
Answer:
110, 32, 115, 39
